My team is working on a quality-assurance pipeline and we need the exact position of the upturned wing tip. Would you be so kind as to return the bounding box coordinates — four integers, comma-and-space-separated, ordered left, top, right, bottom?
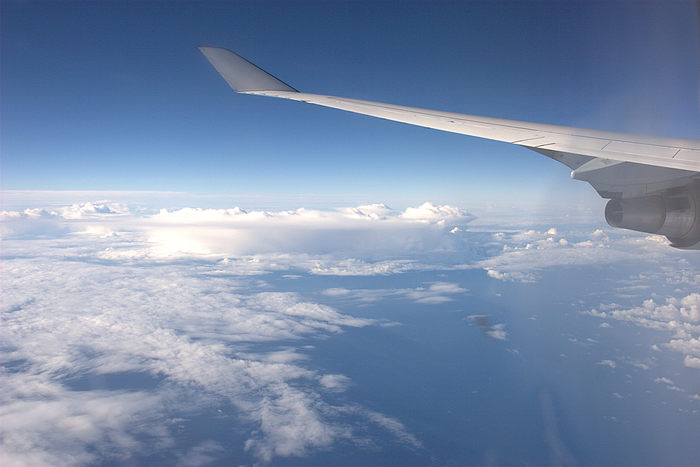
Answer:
198, 45, 297, 93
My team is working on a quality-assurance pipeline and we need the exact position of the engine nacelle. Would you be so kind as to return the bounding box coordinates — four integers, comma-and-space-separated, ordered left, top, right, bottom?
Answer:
605, 181, 700, 248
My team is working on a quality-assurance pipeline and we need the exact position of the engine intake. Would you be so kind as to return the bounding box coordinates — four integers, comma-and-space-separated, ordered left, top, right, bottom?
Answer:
605, 181, 700, 248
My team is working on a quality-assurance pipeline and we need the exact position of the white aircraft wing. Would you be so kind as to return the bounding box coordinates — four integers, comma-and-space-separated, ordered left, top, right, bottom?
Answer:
198, 46, 700, 248
198, 46, 700, 173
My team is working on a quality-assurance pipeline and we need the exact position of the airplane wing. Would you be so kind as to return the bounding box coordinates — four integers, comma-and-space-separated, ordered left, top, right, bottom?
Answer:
199, 46, 700, 174
198, 46, 700, 248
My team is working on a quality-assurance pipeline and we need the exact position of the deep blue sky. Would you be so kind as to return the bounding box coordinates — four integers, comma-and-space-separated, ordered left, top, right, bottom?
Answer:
2, 1, 699, 207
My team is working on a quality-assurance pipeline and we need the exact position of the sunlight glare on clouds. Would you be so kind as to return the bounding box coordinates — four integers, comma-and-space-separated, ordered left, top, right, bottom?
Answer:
143, 202, 474, 257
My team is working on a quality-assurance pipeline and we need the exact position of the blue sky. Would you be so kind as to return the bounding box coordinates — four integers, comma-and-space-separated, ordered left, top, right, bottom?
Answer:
2, 0, 699, 207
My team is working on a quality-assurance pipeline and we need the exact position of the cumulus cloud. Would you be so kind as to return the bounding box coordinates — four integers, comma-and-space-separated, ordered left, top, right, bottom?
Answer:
59, 201, 130, 219
684, 355, 700, 369
399, 202, 474, 223
477, 226, 686, 283
339, 203, 394, 220
485, 268, 536, 283
586, 294, 700, 373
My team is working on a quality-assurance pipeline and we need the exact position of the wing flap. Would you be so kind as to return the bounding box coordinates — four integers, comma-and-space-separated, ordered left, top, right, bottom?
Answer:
602, 141, 679, 158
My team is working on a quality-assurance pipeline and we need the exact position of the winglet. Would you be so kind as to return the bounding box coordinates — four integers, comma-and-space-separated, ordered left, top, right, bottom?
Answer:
198, 46, 298, 93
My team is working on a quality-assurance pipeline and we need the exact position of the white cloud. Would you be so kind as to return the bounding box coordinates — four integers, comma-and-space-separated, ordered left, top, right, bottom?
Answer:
1, 248, 419, 464
59, 201, 130, 219
684, 355, 700, 369
399, 202, 474, 223
141, 203, 473, 259
0, 374, 169, 467
319, 374, 351, 392
486, 268, 536, 283
586, 294, 700, 373
477, 226, 688, 283
1, 200, 481, 279
320, 282, 467, 305
597, 360, 617, 369
339, 203, 393, 220
486, 323, 508, 341
425, 282, 467, 294
655, 377, 674, 385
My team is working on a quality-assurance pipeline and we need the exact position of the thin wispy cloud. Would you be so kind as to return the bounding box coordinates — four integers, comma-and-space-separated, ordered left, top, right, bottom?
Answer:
321, 281, 467, 305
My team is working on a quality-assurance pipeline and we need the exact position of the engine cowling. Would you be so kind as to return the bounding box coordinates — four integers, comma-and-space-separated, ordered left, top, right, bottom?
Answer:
605, 181, 700, 248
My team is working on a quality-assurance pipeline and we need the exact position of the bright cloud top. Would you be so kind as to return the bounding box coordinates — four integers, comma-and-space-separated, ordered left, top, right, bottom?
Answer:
2, 201, 475, 260
146, 202, 474, 257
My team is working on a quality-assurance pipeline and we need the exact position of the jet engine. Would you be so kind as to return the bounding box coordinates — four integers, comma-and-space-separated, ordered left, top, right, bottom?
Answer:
604, 181, 700, 248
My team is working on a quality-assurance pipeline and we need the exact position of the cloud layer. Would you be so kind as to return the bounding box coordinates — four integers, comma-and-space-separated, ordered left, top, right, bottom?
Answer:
3, 194, 700, 465
3, 200, 473, 465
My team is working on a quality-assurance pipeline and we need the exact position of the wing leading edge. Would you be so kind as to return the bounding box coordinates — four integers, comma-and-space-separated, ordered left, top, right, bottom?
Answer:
198, 46, 700, 248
